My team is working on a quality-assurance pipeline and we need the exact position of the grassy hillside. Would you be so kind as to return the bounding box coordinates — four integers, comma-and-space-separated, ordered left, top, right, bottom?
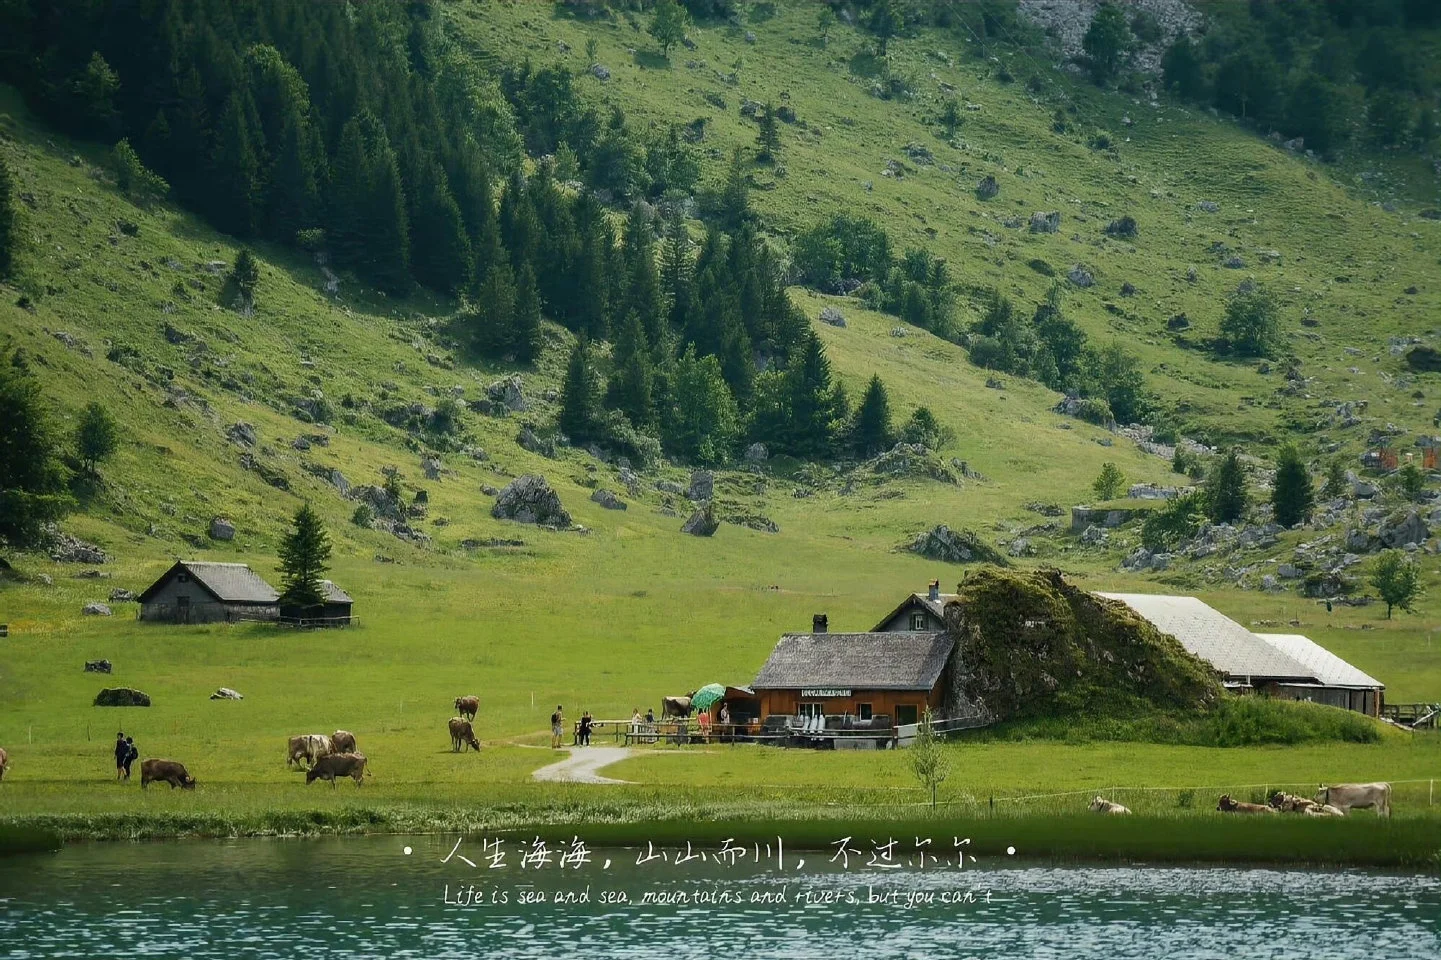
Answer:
1, 4, 1440, 831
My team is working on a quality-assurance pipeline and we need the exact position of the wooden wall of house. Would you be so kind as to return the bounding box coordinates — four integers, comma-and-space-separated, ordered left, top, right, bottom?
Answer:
759, 687, 944, 723
1264, 683, 1381, 717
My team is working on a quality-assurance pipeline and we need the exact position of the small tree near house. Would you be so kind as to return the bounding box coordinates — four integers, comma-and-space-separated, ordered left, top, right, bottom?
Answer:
1370, 550, 1422, 620
908, 706, 951, 809
278, 502, 332, 611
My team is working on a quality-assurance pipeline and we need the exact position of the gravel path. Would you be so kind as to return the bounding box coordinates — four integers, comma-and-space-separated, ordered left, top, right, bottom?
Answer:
530, 747, 633, 784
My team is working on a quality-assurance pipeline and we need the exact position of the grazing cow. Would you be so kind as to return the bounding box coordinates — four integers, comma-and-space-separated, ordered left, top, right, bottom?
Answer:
1217, 794, 1275, 814
331, 730, 357, 754
1089, 796, 1130, 815
0, 746, 8, 782
286, 734, 333, 769
1267, 791, 1320, 814
448, 717, 480, 752
454, 696, 479, 722
1315, 782, 1391, 817
1305, 803, 1346, 817
140, 759, 196, 790
661, 695, 693, 718
306, 752, 369, 788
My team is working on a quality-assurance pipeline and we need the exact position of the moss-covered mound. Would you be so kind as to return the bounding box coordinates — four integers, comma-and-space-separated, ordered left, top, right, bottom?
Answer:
944, 568, 1222, 721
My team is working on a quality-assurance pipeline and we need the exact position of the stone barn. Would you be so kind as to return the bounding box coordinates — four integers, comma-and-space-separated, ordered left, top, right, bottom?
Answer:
138, 561, 280, 624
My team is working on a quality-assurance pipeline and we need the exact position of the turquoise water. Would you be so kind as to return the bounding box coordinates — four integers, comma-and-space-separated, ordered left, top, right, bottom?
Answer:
1, 835, 1438, 958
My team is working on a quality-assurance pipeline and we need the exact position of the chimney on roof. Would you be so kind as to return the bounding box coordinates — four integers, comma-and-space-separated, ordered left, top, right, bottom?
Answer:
928, 580, 940, 601
813, 613, 828, 633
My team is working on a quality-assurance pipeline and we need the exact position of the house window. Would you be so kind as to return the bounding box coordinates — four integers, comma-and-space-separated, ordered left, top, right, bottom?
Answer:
798, 703, 824, 719
909, 612, 927, 631
857, 703, 873, 721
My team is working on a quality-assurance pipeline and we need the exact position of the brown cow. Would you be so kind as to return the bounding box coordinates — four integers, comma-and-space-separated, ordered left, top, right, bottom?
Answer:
140, 759, 196, 790
454, 696, 479, 721
0, 746, 8, 782
661, 695, 693, 718
306, 752, 368, 788
448, 717, 480, 752
1217, 794, 1275, 814
1268, 792, 1324, 814
331, 730, 357, 754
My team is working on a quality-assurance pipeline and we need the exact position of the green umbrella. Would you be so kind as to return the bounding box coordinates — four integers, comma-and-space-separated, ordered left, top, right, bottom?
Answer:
691, 683, 726, 711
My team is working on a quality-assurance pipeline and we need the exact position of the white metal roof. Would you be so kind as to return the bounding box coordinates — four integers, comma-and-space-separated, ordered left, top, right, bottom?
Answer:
1097, 593, 1317, 682
1254, 634, 1384, 690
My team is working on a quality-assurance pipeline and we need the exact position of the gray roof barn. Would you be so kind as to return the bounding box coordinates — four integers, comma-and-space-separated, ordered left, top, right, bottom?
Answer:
319, 580, 352, 604
1097, 593, 1316, 682
753, 632, 955, 691
138, 561, 280, 604
1254, 634, 1384, 690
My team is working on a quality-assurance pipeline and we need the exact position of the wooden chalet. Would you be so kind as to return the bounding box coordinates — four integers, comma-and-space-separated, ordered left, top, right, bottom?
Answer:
138, 561, 280, 624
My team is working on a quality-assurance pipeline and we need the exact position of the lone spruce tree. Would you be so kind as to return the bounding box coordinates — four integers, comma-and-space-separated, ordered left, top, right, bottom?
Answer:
1271, 444, 1314, 528
1206, 448, 1248, 524
278, 503, 331, 609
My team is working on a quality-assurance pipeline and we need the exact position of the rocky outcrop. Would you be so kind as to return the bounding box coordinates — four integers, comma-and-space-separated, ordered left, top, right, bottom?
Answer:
687, 470, 714, 502
819, 306, 847, 327
48, 533, 108, 564
209, 517, 236, 541
84, 659, 113, 673
905, 525, 1007, 565
487, 375, 527, 412
94, 687, 151, 707
1378, 509, 1429, 549
681, 504, 720, 536
210, 688, 244, 700
491, 475, 572, 527
1071, 505, 1148, 531
1029, 211, 1061, 234
590, 489, 627, 510
82, 602, 113, 616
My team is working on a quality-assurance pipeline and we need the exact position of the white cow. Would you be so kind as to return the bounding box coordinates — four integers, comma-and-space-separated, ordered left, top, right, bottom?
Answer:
286, 734, 334, 769
1089, 795, 1131, 815
1315, 782, 1390, 817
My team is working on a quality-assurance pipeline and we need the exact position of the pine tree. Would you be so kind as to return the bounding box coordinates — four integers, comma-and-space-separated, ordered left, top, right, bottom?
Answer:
852, 374, 894, 456
411, 163, 471, 293
1092, 462, 1126, 501
0, 354, 73, 548
277, 503, 332, 609
1206, 448, 1248, 524
756, 104, 780, 162
718, 147, 750, 229
1271, 444, 1314, 528
210, 90, 264, 236
608, 310, 654, 429
0, 156, 16, 279
785, 331, 838, 458
558, 337, 603, 445
511, 263, 543, 364
664, 347, 739, 465
469, 259, 516, 358
75, 402, 119, 475
1082, 2, 1133, 85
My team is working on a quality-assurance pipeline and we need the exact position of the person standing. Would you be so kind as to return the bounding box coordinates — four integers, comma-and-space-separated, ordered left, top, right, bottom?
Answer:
123, 737, 138, 780
630, 707, 642, 743
579, 711, 593, 747
114, 732, 128, 780
550, 705, 564, 749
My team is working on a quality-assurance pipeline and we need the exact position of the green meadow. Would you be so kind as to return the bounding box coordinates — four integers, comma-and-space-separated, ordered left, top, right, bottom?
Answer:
3, 3, 1441, 854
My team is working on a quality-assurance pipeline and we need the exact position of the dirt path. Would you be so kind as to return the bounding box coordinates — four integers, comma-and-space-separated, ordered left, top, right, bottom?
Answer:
530, 747, 633, 784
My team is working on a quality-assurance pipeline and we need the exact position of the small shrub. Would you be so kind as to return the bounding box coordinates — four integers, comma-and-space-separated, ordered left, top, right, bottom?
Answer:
351, 504, 373, 527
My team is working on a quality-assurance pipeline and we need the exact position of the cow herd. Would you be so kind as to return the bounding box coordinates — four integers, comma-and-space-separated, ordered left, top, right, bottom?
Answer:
284, 731, 369, 788
1089, 782, 1393, 817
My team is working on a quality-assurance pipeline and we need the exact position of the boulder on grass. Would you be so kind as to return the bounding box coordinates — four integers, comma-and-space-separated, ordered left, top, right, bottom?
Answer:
681, 504, 720, 537
84, 659, 113, 674
83, 602, 113, 616
94, 687, 151, 707
905, 525, 1008, 565
210, 687, 244, 700
491, 475, 572, 527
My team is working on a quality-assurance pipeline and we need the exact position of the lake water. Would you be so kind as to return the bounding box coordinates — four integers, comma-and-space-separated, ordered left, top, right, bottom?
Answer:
1, 835, 1438, 959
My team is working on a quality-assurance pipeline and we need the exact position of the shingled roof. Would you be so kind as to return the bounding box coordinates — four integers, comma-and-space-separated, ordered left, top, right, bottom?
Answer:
138, 561, 280, 604
1255, 633, 1383, 690
319, 580, 352, 604
871, 592, 961, 631
1097, 593, 1316, 682
752, 632, 954, 691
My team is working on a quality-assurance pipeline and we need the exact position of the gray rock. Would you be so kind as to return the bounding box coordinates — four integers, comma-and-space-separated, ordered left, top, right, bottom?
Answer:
681, 504, 720, 537
84, 659, 112, 673
819, 306, 847, 328
590, 489, 628, 511
292, 436, 311, 451
1029, 211, 1061, 233
83, 602, 113, 616
517, 425, 557, 458
109, 588, 136, 602
1260, 574, 1281, 592
905, 525, 1007, 565
1378, 509, 1429, 549
491, 475, 572, 527
421, 456, 442, 481
657, 479, 685, 496
976, 175, 999, 200
688, 470, 715, 502
744, 30, 756, 43
330, 470, 350, 496
1008, 537, 1034, 557
209, 517, 235, 541
1198, 200, 1219, 213
744, 442, 769, 463
1278, 563, 1303, 579
1346, 527, 1374, 552
1346, 470, 1379, 499
210, 687, 244, 701
1080, 525, 1109, 545
590, 63, 610, 80
1222, 255, 1247, 269
487, 375, 527, 412
1067, 265, 1094, 288
93, 687, 150, 707
227, 422, 258, 447
481, 484, 499, 496
48, 533, 108, 564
